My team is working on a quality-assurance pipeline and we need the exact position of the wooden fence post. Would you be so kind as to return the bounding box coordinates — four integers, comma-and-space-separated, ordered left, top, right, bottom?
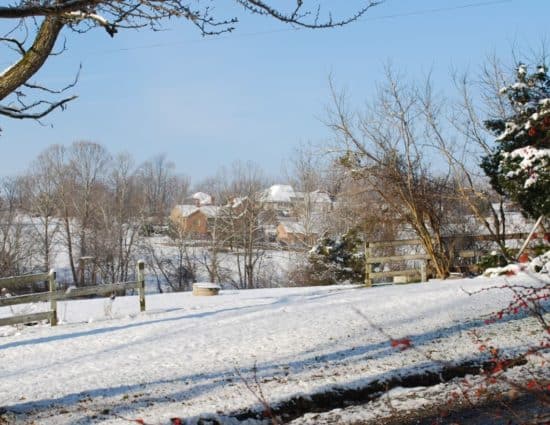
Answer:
48, 269, 58, 326
364, 242, 372, 287
137, 260, 145, 312
420, 260, 427, 283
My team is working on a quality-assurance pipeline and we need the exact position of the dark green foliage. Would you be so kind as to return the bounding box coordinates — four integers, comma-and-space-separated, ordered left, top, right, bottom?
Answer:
307, 229, 365, 284
482, 63, 550, 218
476, 246, 520, 272
533, 241, 550, 257
476, 252, 508, 272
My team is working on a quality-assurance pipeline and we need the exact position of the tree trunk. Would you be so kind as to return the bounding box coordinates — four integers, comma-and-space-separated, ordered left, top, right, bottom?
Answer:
63, 212, 78, 285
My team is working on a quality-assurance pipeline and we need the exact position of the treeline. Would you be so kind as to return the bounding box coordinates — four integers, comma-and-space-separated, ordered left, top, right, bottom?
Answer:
307, 58, 550, 282
0, 142, 189, 285
0, 146, 298, 291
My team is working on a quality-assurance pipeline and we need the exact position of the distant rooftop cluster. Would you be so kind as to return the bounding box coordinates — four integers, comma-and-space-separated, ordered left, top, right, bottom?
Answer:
170, 184, 334, 246
261, 184, 332, 204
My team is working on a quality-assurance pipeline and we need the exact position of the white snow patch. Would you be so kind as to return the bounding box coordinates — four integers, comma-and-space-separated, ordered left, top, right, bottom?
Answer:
0, 275, 547, 424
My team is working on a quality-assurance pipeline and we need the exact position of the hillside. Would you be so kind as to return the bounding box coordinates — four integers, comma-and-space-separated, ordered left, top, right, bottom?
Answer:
0, 274, 548, 424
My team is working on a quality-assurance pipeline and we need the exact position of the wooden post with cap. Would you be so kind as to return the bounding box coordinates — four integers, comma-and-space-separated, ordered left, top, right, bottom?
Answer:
48, 269, 58, 326
420, 259, 427, 283
137, 260, 145, 312
364, 242, 372, 287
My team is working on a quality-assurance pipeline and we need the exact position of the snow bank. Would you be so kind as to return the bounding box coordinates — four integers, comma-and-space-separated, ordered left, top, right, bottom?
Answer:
529, 250, 550, 274
483, 249, 550, 277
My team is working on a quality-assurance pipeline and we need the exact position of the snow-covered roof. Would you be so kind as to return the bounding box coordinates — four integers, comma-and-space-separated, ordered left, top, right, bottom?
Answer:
308, 190, 332, 203
174, 205, 199, 217
262, 184, 295, 203
229, 196, 248, 208
261, 185, 332, 205
279, 220, 306, 234
192, 192, 212, 206
261, 224, 278, 234
200, 206, 220, 218
173, 205, 219, 218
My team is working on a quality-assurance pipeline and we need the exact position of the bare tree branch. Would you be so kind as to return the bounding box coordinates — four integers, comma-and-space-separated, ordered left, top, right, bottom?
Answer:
0, 1, 381, 129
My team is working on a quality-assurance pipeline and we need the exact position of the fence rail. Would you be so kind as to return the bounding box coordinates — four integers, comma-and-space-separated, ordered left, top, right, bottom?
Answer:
366, 253, 430, 263
0, 292, 51, 307
0, 260, 146, 328
0, 272, 50, 289
365, 240, 428, 287
0, 311, 54, 327
364, 231, 536, 287
369, 269, 425, 279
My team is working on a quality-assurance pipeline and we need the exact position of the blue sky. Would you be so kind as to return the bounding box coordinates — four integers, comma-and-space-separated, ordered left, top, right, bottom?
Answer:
1, 0, 548, 183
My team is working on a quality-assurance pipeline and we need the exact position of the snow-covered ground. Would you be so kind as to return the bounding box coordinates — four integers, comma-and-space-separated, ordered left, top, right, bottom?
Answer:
0, 273, 548, 424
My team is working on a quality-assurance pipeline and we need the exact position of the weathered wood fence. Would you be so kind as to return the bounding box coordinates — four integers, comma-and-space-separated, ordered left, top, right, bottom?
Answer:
0, 260, 146, 328
364, 232, 535, 286
365, 239, 429, 287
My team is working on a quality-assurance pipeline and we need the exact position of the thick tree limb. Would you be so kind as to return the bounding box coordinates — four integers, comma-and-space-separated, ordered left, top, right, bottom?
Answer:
0, 17, 64, 101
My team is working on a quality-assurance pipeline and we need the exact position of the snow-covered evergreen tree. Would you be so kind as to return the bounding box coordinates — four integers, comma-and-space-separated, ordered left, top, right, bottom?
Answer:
482, 63, 550, 218
308, 229, 365, 284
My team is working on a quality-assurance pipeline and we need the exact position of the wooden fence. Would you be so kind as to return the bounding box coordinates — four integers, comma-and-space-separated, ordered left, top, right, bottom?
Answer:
0, 260, 146, 327
365, 240, 429, 287
364, 232, 535, 287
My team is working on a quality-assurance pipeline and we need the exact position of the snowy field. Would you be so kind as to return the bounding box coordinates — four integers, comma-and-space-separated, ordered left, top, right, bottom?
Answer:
0, 274, 548, 424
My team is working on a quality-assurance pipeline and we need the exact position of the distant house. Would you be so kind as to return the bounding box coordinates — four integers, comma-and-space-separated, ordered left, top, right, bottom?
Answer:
180, 192, 214, 208
261, 184, 296, 210
290, 189, 332, 204
170, 204, 220, 237
262, 185, 333, 218
277, 220, 316, 246
304, 190, 332, 205
262, 224, 278, 242
191, 192, 213, 206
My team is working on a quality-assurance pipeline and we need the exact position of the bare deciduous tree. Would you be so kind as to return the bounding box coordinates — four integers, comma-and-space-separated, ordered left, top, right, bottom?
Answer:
69, 141, 111, 262
327, 70, 465, 278
208, 161, 270, 288
36, 141, 111, 285
434, 58, 539, 259
285, 143, 333, 248
229, 163, 270, 289
21, 158, 61, 272
138, 155, 189, 226
142, 224, 199, 293
0, 177, 33, 278
35, 144, 79, 283
94, 153, 144, 283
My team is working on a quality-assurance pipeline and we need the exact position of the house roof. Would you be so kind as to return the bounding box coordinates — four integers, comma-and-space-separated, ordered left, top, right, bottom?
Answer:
308, 190, 332, 203
279, 220, 306, 234
293, 190, 332, 204
229, 196, 248, 208
173, 205, 220, 218
200, 206, 220, 218
174, 205, 199, 217
278, 210, 328, 235
262, 184, 296, 203
192, 192, 212, 206
262, 224, 278, 234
